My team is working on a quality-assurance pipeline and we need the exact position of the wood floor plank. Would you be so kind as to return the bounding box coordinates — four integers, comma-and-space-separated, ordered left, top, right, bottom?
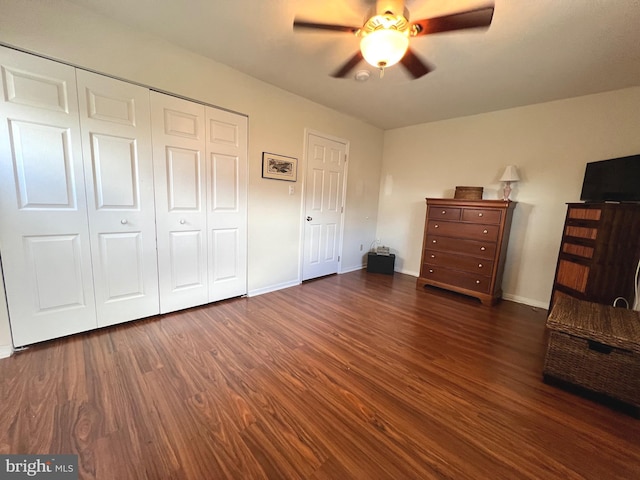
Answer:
1, 270, 639, 479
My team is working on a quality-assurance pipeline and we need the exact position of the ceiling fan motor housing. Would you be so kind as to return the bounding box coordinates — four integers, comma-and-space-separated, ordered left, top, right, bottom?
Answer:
370, 0, 409, 20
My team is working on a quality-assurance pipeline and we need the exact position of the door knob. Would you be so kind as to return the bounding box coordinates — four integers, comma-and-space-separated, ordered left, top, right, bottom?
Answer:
306, 216, 312, 221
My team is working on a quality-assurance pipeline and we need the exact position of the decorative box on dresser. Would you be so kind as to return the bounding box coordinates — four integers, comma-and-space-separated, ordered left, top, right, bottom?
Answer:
417, 198, 516, 306
549, 202, 640, 310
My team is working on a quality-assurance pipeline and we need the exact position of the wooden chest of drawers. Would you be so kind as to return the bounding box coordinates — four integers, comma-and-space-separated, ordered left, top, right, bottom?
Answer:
417, 198, 516, 306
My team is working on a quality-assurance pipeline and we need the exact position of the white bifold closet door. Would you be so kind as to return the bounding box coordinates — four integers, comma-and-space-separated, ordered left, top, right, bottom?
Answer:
0, 46, 247, 346
0, 47, 97, 346
151, 92, 208, 313
205, 106, 248, 302
151, 92, 247, 312
76, 70, 160, 327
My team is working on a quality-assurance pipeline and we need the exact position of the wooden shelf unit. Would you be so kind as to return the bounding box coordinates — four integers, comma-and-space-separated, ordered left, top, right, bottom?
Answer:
550, 202, 640, 310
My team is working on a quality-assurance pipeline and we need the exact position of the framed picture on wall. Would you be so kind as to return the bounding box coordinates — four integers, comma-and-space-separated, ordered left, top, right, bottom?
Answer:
262, 152, 297, 182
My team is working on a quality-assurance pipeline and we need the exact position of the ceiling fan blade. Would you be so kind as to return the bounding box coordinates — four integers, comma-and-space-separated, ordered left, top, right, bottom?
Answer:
412, 6, 494, 36
293, 19, 359, 34
400, 48, 433, 78
331, 51, 364, 78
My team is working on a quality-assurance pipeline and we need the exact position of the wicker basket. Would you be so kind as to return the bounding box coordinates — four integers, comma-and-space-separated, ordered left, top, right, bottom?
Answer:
454, 186, 483, 200
544, 296, 640, 407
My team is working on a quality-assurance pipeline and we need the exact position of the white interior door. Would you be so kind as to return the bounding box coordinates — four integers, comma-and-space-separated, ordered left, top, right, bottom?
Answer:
151, 92, 208, 313
0, 46, 97, 346
76, 70, 159, 327
205, 107, 248, 302
302, 132, 347, 281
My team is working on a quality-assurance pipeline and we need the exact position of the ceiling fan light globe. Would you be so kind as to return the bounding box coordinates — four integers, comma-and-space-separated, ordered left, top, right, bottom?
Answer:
360, 28, 409, 69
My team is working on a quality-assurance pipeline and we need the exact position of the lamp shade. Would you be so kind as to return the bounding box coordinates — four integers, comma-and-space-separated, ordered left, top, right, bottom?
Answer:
499, 165, 520, 182
360, 28, 409, 69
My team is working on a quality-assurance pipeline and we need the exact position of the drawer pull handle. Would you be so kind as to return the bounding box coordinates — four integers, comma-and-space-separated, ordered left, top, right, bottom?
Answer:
429, 269, 434, 273
478, 213, 483, 217
430, 254, 435, 258
478, 264, 483, 268
587, 340, 612, 354
432, 240, 437, 244
482, 229, 488, 234
434, 224, 439, 228
475, 280, 481, 284
441, 210, 446, 214
480, 246, 486, 251
120, 219, 128, 225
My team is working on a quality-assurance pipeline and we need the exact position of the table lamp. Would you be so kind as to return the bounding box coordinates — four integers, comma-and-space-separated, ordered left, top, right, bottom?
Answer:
499, 165, 520, 200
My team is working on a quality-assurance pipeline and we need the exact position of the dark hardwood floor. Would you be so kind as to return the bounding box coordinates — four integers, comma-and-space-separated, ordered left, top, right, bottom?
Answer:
1, 270, 639, 479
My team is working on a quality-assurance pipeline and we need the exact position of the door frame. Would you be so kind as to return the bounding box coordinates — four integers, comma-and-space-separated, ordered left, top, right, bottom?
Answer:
299, 128, 350, 282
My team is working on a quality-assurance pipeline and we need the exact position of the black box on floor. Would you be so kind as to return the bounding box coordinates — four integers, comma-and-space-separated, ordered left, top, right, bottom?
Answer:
367, 252, 395, 275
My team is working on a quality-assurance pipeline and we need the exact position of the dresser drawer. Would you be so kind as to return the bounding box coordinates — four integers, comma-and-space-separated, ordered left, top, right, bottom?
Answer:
567, 207, 602, 221
428, 206, 461, 220
421, 267, 492, 294
424, 250, 494, 276
427, 221, 500, 242
461, 208, 502, 224
425, 236, 496, 259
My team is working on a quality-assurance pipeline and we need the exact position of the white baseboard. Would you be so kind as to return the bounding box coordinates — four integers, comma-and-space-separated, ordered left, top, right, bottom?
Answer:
502, 293, 549, 309
340, 264, 365, 274
398, 268, 419, 277
248, 279, 301, 297
0, 344, 13, 359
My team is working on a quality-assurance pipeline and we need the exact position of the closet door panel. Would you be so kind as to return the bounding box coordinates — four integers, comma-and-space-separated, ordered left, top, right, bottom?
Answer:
206, 108, 247, 302
91, 134, 139, 208
77, 70, 159, 327
0, 47, 97, 346
98, 231, 146, 300
151, 91, 207, 313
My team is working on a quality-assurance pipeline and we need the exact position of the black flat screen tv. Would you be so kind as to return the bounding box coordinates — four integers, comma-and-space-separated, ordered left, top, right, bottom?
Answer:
580, 155, 640, 203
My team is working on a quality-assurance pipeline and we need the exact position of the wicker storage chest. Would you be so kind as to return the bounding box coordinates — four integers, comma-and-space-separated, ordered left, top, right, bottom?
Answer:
544, 296, 640, 408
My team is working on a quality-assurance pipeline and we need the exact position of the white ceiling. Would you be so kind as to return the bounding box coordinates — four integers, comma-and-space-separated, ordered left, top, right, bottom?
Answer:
68, 0, 640, 130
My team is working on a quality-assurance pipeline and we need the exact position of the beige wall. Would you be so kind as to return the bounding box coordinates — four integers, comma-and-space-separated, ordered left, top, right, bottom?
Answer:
377, 87, 640, 307
0, 0, 383, 352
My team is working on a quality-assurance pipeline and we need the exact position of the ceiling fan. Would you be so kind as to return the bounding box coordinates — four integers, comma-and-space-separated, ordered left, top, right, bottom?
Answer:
293, 0, 494, 79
